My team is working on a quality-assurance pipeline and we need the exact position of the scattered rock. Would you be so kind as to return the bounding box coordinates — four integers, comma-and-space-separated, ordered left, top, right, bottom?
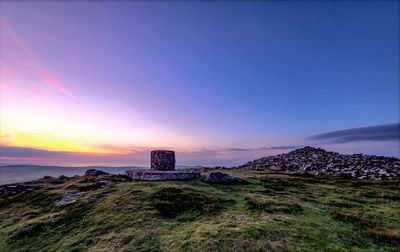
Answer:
58, 175, 68, 180
0, 184, 37, 196
240, 146, 400, 180
98, 180, 107, 185
84, 169, 109, 177
205, 172, 248, 184
56, 191, 87, 207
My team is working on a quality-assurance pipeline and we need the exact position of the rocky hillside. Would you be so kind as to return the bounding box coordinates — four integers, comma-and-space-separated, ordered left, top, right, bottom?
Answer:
239, 146, 400, 180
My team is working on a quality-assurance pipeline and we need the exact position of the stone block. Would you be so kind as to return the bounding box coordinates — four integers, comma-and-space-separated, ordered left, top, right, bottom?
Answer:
151, 150, 175, 171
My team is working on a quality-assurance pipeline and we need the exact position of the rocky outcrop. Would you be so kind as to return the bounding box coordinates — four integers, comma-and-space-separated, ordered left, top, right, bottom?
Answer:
0, 184, 36, 195
205, 172, 248, 184
84, 169, 109, 177
0, 173, 129, 197
0, 177, 57, 196
151, 150, 175, 171
125, 170, 200, 181
239, 146, 400, 180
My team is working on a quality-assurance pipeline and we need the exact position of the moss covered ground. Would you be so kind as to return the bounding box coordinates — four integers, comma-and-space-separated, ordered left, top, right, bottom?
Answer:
0, 170, 399, 251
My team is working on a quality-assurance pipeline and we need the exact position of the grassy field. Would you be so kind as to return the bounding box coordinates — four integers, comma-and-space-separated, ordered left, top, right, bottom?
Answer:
0, 170, 399, 251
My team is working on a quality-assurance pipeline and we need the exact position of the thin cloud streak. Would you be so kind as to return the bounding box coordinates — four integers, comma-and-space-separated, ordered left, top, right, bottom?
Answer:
308, 123, 400, 144
0, 157, 54, 161
261, 145, 298, 150
0, 146, 62, 158
226, 148, 251, 152
227, 145, 298, 152
2, 18, 75, 98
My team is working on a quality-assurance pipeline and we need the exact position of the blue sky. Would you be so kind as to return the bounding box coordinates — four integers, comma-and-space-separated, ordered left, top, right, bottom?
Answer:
0, 1, 399, 166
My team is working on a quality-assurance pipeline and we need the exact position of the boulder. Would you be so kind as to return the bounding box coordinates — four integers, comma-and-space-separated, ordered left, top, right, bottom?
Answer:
205, 172, 248, 185
84, 169, 109, 177
269, 166, 282, 171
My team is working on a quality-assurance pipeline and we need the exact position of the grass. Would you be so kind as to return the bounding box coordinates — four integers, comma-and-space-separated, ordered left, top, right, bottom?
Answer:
0, 170, 399, 251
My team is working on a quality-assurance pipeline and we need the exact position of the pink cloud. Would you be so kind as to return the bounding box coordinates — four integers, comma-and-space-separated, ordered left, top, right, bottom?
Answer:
0, 157, 58, 161
2, 18, 75, 98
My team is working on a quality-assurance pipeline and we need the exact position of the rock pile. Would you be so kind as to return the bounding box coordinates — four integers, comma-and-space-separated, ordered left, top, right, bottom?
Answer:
239, 146, 400, 180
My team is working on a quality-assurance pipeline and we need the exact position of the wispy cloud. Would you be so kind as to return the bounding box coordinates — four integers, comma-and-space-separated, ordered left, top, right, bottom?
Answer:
2, 18, 74, 98
95, 144, 137, 155
226, 148, 251, 152
260, 145, 298, 150
227, 145, 298, 152
0, 157, 54, 161
308, 123, 400, 143
0, 146, 66, 158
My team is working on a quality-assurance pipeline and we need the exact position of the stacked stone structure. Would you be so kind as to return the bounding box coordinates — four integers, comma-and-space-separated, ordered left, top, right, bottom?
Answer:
125, 150, 199, 181
151, 150, 175, 171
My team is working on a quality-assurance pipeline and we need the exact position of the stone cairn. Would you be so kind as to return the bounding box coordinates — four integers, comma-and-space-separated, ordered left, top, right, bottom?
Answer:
125, 150, 200, 181
151, 150, 175, 171
239, 146, 400, 180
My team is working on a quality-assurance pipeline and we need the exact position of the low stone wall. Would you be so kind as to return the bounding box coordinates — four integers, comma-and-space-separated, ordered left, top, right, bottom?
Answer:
125, 170, 200, 181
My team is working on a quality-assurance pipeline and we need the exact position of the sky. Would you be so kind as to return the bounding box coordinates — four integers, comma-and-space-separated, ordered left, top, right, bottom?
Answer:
0, 1, 399, 167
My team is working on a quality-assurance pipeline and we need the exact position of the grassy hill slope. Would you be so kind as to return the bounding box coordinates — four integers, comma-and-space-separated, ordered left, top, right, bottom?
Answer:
0, 170, 399, 251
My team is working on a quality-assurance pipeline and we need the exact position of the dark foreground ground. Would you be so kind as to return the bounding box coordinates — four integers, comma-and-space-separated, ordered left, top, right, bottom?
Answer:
0, 170, 399, 251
